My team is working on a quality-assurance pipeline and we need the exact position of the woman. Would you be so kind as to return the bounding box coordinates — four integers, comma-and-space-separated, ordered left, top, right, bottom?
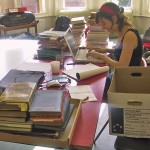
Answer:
86, 2, 143, 100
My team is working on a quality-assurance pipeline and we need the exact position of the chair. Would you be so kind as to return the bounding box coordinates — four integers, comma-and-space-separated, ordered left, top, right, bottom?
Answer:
94, 57, 147, 144
141, 57, 147, 67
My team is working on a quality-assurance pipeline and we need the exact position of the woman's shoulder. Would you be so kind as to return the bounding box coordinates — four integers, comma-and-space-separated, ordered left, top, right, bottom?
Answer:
127, 28, 139, 35
125, 28, 140, 38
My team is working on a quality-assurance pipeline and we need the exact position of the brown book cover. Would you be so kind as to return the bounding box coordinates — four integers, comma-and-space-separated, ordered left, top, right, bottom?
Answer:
0, 82, 37, 111
0, 110, 27, 118
0, 116, 26, 123
0, 120, 33, 129
29, 90, 64, 117
0, 103, 21, 111
33, 103, 75, 131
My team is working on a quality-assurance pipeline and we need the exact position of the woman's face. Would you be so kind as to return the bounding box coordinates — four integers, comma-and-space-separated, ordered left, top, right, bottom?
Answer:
99, 17, 117, 34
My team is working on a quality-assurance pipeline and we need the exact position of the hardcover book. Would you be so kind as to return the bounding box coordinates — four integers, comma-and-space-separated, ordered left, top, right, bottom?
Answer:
0, 82, 37, 111
0, 69, 44, 89
34, 103, 75, 131
0, 116, 26, 123
29, 90, 64, 117
0, 110, 27, 118
31, 97, 70, 126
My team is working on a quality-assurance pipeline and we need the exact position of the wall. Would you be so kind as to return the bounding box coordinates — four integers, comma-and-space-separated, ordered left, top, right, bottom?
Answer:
133, 16, 150, 35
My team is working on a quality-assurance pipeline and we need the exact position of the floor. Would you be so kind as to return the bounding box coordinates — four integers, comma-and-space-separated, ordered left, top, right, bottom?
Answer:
0, 103, 117, 150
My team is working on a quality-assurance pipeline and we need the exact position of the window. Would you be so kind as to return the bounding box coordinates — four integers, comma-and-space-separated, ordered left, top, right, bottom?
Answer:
20, 0, 46, 13
118, 0, 131, 7
112, 0, 132, 10
14, 0, 52, 17
62, 0, 87, 10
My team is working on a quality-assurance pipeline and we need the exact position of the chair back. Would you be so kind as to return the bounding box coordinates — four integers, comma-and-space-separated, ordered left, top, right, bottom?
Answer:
141, 57, 147, 67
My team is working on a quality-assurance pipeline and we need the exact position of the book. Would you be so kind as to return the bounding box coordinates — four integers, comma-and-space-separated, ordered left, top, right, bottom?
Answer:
0, 120, 33, 129
0, 103, 21, 111
0, 126, 32, 132
62, 63, 109, 81
29, 90, 64, 117
9, 128, 61, 139
31, 97, 71, 126
0, 69, 44, 89
38, 30, 66, 38
0, 116, 26, 123
0, 82, 37, 111
0, 110, 27, 118
33, 103, 75, 131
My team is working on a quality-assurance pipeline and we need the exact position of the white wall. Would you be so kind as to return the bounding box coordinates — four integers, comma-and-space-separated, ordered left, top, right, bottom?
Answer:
133, 16, 150, 34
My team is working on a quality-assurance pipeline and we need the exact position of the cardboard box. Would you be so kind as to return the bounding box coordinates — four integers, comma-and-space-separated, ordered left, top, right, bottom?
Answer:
0, 99, 82, 149
108, 67, 150, 138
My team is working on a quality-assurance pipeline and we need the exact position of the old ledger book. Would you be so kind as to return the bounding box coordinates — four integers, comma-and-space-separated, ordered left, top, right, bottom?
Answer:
62, 63, 109, 81
29, 90, 64, 117
0, 82, 37, 111
31, 97, 70, 126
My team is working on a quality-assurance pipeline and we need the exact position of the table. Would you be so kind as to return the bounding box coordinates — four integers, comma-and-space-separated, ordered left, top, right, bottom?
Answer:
0, 20, 39, 37
0, 39, 107, 150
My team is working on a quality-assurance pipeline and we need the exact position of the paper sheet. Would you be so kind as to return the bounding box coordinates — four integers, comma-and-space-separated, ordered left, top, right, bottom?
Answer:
67, 85, 97, 102
63, 63, 109, 81
16, 62, 50, 72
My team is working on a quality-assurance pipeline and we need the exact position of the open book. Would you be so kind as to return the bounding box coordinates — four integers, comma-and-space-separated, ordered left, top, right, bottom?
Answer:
62, 63, 109, 81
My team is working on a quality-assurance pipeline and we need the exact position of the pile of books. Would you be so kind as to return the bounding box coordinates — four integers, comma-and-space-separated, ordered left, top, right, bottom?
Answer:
29, 90, 75, 138
70, 17, 86, 45
0, 82, 75, 139
37, 30, 67, 60
0, 82, 37, 132
86, 12, 109, 49
86, 25, 109, 49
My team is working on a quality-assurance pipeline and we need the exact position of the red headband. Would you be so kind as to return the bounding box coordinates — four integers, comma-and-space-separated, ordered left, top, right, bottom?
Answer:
99, 5, 116, 16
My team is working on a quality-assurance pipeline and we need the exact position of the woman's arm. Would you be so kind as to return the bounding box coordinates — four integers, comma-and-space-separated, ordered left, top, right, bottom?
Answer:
86, 31, 138, 67
88, 47, 115, 53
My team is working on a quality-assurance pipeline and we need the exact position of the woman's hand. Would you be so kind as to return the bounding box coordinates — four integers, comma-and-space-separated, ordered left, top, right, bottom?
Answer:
88, 47, 106, 53
86, 50, 104, 59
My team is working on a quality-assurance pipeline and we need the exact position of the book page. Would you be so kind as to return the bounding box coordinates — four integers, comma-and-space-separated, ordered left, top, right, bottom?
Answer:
67, 85, 97, 102
63, 63, 109, 81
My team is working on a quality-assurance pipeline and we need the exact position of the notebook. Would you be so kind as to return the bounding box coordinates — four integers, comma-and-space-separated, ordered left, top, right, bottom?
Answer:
64, 28, 104, 63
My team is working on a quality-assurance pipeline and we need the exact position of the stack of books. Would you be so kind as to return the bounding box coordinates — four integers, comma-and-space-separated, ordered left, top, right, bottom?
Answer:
70, 17, 86, 45
37, 30, 67, 60
86, 25, 109, 49
0, 82, 37, 132
29, 90, 75, 139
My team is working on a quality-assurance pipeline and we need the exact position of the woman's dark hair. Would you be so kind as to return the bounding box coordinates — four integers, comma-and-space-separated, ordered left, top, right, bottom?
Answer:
96, 2, 132, 32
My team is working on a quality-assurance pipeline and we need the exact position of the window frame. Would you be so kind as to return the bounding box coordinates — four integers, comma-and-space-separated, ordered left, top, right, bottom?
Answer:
14, 0, 53, 17
111, 0, 133, 13
58, 0, 89, 12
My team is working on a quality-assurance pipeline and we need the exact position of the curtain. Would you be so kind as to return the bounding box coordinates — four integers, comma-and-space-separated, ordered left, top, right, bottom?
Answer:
0, 0, 14, 13
133, 0, 150, 16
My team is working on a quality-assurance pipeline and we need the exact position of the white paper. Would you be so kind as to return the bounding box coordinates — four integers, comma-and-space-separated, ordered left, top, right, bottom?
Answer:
67, 85, 97, 102
15, 62, 50, 72
63, 63, 109, 81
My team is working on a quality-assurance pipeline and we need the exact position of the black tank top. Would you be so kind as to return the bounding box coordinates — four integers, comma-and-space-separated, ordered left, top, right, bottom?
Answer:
114, 28, 142, 66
